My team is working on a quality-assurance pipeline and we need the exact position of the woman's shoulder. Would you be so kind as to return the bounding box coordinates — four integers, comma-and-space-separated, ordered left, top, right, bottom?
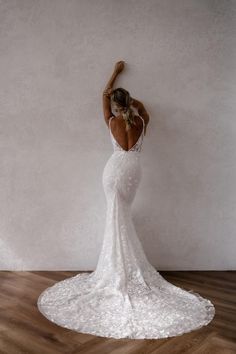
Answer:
134, 114, 145, 126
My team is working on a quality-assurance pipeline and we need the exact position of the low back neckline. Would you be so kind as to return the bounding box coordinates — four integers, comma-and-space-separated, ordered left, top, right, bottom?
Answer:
109, 115, 145, 152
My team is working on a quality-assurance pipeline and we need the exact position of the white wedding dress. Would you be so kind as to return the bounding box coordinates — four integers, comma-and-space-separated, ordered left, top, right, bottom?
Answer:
37, 115, 215, 339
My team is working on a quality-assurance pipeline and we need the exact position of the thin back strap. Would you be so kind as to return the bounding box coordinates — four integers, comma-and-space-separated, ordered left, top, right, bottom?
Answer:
108, 115, 114, 130
139, 116, 145, 136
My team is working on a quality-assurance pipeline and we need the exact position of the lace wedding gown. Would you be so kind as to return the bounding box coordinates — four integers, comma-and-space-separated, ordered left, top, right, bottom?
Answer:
37, 115, 215, 339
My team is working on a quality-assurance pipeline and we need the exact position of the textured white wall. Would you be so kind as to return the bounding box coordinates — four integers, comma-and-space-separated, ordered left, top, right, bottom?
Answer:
1, 0, 235, 270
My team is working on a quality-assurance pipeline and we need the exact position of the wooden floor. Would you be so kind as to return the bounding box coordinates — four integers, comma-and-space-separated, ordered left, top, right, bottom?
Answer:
0, 271, 235, 354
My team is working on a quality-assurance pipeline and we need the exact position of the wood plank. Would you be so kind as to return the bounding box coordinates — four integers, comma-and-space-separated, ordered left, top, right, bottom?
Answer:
0, 271, 235, 354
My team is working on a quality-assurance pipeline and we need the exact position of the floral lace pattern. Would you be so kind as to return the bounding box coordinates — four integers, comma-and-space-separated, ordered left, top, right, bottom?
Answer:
37, 119, 215, 339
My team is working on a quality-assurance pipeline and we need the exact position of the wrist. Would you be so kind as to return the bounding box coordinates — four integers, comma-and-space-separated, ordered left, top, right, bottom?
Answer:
103, 87, 113, 97
103, 92, 111, 98
113, 70, 119, 77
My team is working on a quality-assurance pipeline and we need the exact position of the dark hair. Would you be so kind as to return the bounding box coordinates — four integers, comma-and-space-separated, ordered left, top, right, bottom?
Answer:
111, 88, 136, 131
111, 87, 130, 108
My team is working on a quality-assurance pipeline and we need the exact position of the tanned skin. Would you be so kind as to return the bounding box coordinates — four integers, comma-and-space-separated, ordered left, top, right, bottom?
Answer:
102, 61, 150, 150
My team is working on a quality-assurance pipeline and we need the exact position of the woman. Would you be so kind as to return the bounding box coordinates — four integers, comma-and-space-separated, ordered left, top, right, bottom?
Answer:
102, 62, 149, 148
37, 61, 215, 339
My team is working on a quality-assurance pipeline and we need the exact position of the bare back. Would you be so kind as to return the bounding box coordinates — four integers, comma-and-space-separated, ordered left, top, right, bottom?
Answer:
109, 115, 144, 152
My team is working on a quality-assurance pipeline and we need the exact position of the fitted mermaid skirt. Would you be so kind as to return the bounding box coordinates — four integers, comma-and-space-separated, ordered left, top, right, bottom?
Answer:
37, 148, 215, 339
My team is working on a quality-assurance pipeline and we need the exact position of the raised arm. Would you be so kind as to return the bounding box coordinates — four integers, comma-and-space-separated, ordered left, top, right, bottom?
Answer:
131, 97, 150, 135
102, 61, 125, 127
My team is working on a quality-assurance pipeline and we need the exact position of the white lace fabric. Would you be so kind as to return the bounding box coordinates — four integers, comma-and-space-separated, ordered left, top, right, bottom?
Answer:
37, 116, 215, 339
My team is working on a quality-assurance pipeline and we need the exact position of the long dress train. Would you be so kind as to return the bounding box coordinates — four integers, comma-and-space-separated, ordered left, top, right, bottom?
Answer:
37, 115, 215, 339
